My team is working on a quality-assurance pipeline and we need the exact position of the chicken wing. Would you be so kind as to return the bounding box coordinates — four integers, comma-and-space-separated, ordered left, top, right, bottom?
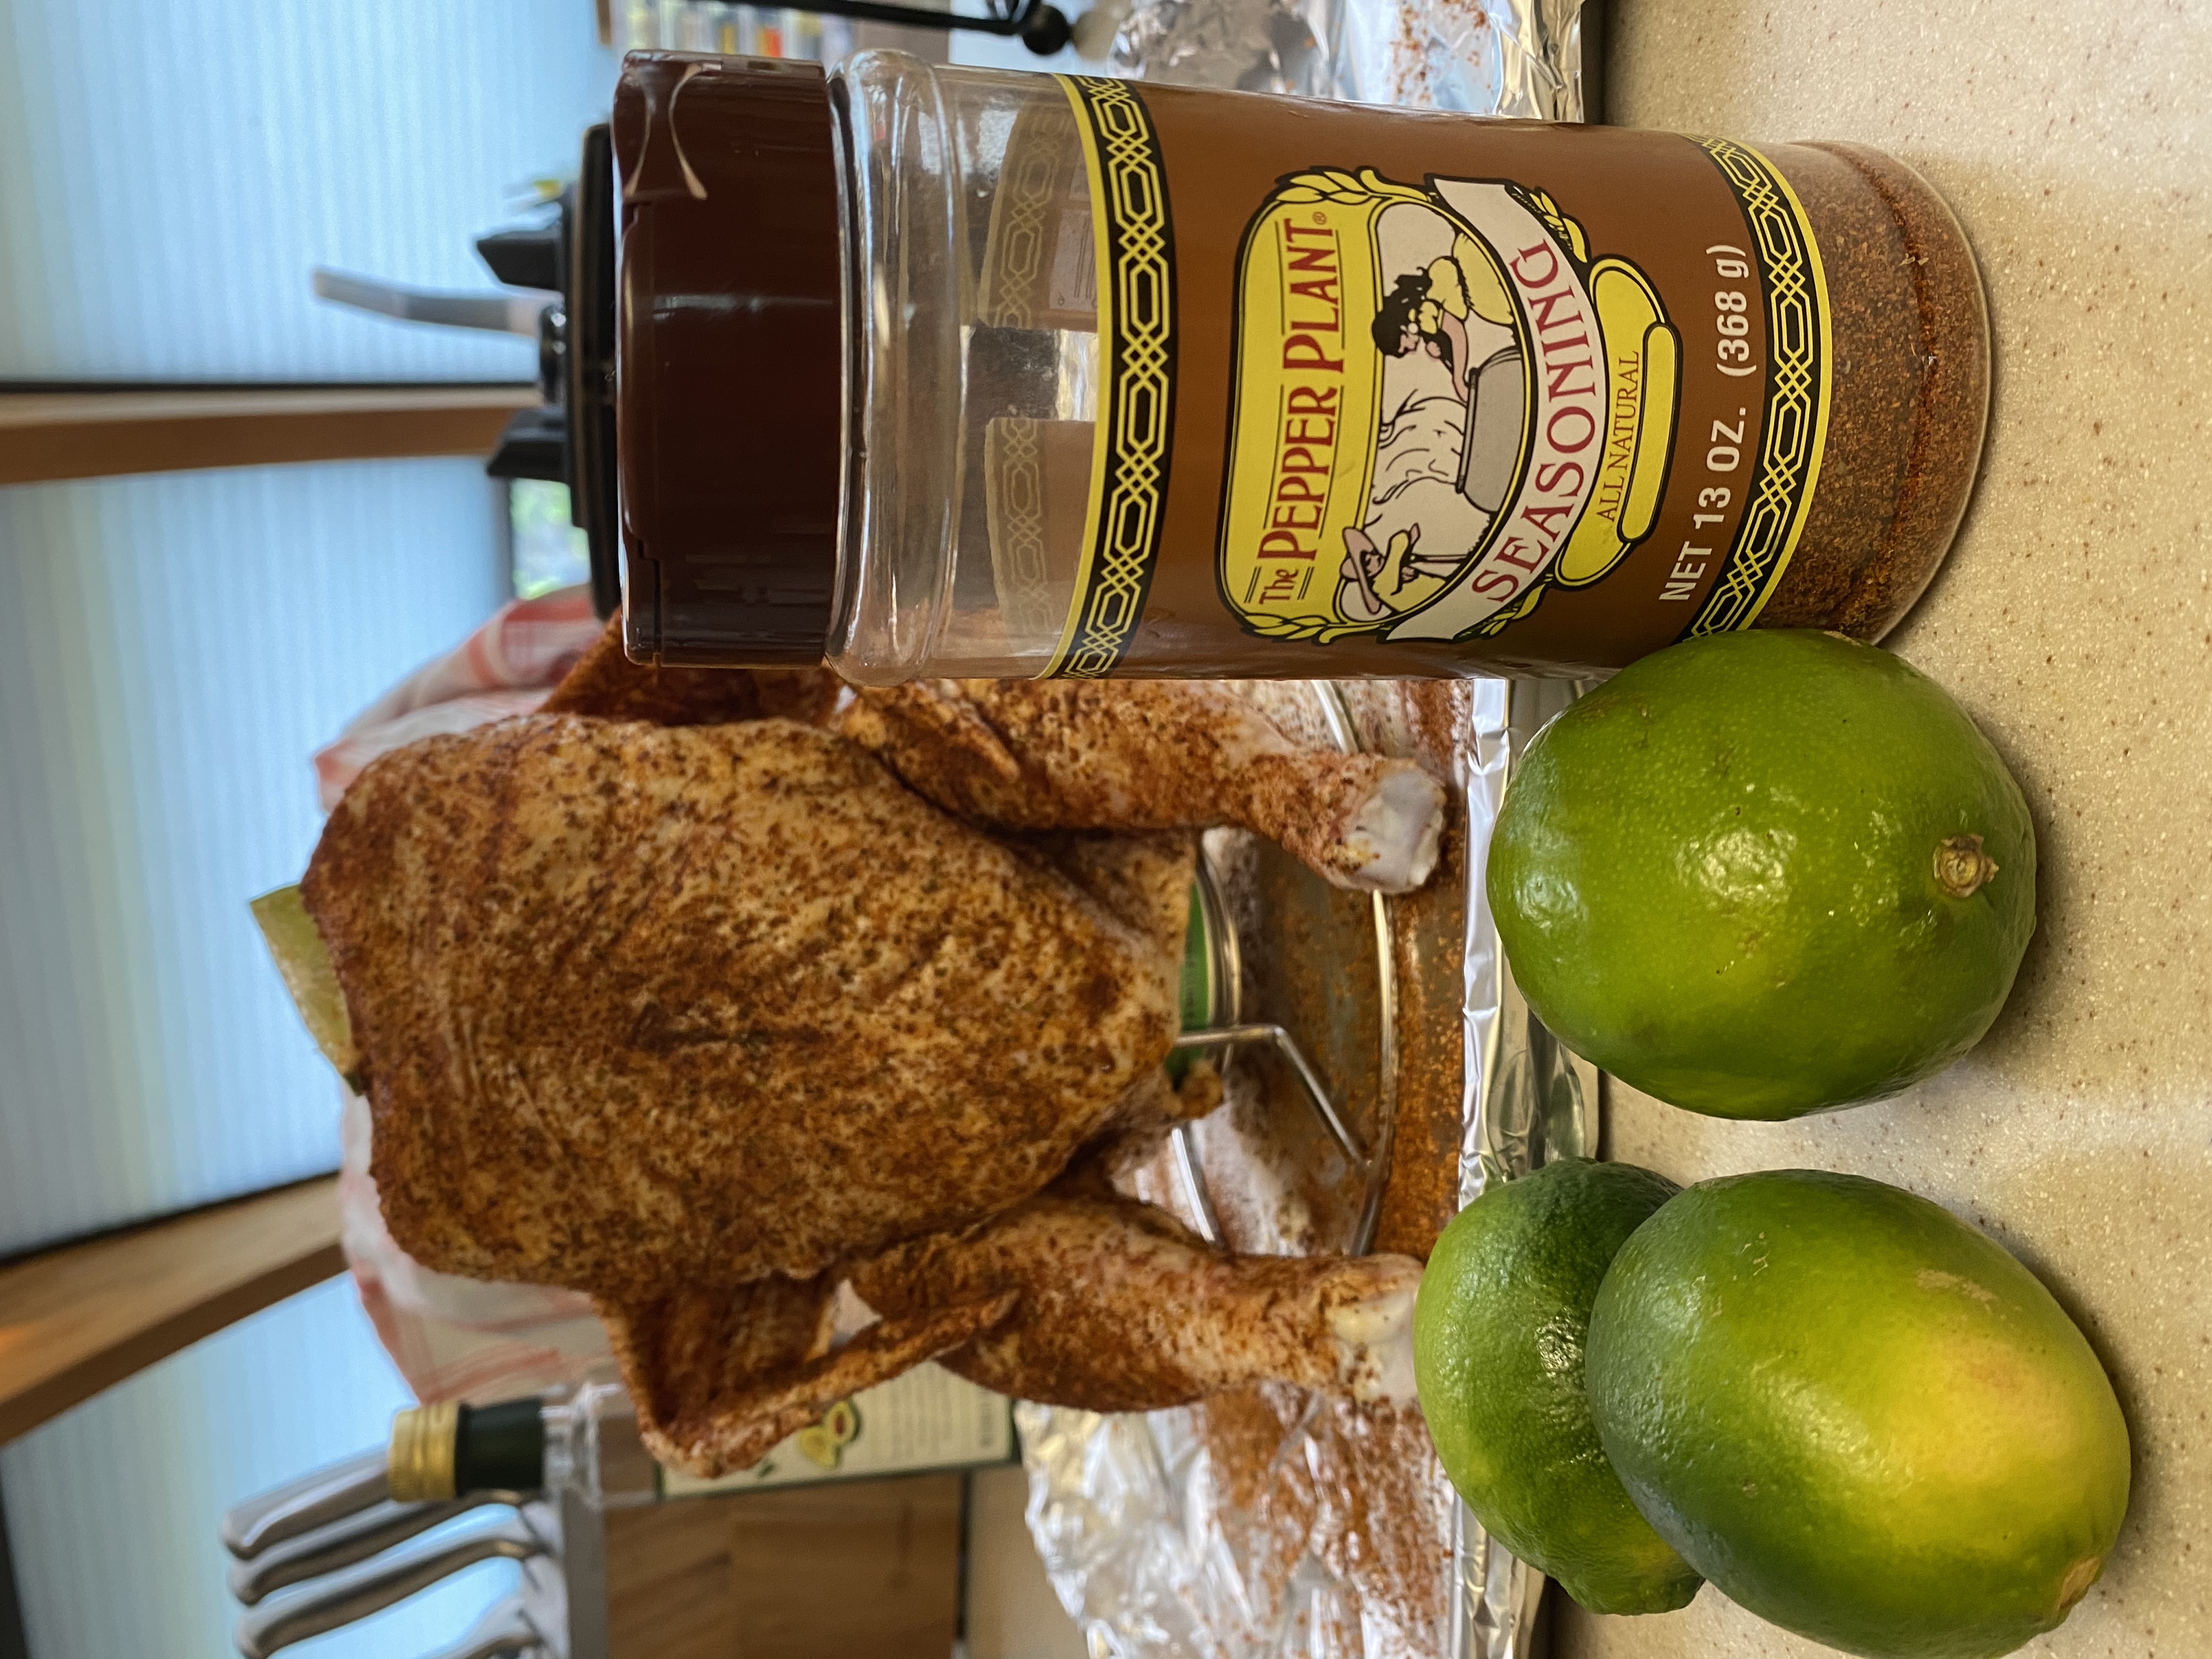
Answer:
602, 1273, 1019, 1476
540, 622, 839, 727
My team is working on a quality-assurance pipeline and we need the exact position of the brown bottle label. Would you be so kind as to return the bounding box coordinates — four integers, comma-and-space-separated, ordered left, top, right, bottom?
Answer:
1039, 77, 1832, 676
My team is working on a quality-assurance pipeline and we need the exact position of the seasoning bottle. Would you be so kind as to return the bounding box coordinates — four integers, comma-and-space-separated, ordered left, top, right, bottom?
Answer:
607, 52, 1987, 680
385, 1369, 1020, 1503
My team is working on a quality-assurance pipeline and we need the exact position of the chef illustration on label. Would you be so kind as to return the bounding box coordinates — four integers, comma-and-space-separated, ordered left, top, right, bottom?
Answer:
1220, 167, 1683, 645
1336, 224, 1520, 625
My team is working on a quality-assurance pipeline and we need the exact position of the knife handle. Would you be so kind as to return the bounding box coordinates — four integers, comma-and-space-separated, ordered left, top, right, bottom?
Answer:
417, 1590, 545, 1659
229, 1497, 493, 1606
222, 1449, 388, 1561
234, 1518, 544, 1659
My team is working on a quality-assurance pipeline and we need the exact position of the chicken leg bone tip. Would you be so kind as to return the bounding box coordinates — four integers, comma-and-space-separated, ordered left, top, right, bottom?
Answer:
1341, 768, 1448, 894
1331, 1262, 1421, 1403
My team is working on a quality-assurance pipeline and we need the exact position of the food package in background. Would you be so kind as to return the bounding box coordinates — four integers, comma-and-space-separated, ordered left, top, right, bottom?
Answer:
1114, 0, 1590, 120
665, 1351, 1017, 1498
318, 585, 618, 1404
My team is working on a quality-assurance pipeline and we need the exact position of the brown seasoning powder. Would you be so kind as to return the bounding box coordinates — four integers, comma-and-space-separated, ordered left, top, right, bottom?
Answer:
1755, 142, 1990, 638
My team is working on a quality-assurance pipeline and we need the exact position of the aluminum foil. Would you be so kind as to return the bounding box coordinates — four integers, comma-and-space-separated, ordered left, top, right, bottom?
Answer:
1021, 681, 1595, 1659
1448, 679, 1598, 1659
1113, 0, 1590, 120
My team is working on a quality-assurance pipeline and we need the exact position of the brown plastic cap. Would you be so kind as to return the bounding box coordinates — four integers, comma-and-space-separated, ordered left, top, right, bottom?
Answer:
613, 54, 843, 667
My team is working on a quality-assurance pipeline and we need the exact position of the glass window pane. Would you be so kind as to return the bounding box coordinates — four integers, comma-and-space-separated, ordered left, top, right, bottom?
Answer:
0, 458, 507, 1254
0, 0, 619, 381
509, 479, 592, 600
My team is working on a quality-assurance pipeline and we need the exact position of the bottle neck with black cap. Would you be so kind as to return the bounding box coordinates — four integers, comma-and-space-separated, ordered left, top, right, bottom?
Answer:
387, 1384, 656, 1509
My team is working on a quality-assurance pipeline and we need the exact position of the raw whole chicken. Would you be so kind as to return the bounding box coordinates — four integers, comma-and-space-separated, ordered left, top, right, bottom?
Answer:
302, 629, 1441, 1476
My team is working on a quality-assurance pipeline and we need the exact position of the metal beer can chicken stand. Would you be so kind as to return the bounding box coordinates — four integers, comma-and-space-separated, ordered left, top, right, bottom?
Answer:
1021, 678, 1591, 1659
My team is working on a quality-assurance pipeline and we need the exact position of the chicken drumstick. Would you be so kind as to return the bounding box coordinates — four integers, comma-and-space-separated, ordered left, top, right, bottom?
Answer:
840, 679, 1446, 894
601, 1175, 1419, 1478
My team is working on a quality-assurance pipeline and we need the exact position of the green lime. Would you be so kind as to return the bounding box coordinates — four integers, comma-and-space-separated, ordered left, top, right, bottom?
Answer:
1487, 630, 2035, 1119
1587, 1170, 2130, 1659
1413, 1158, 1701, 1615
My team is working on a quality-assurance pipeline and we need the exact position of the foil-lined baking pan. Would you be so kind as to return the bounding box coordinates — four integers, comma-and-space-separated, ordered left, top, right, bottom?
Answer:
1020, 679, 1595, 1658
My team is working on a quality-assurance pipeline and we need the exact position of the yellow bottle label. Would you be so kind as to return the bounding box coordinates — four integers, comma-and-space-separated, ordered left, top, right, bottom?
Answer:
1028, 83, 1836, 675
1221, 171, 1691, 644
1045, 75, 1177, 680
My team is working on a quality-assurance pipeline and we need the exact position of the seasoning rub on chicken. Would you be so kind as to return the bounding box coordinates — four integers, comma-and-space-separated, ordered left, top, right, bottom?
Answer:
301, 630, 1442, 1476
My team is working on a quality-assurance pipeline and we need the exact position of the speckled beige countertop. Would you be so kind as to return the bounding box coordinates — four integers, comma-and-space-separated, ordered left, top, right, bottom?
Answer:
1559, 3, 2212, 1656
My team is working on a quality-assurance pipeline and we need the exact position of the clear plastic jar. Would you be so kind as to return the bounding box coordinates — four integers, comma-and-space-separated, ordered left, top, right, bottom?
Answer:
610, 53, 1987, 680
830, 52, 1104, 682
615, 51, 1101, 679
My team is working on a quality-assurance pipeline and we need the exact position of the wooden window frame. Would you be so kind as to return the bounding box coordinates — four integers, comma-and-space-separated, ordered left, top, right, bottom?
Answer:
0, 1176, 344, 1446
0, 385, 537, 488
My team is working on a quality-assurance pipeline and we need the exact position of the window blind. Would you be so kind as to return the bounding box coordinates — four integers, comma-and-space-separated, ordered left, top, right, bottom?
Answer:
0, 0, 618, 381
0, 458, 507, 1256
